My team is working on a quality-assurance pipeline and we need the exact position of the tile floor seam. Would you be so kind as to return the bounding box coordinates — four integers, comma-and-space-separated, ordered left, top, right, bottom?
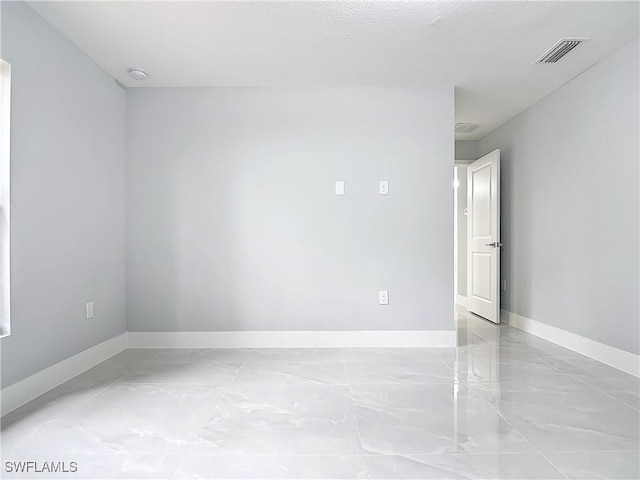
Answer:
364, 452, 571, 480
500, 333, 637, 383
48, 368, 133, 423
404, 321, 569, 459
427, 340, 481, 391
430, 348, 459, 377
431, 345, 487, 389
567, 374, 640, 412
521, 418, 640, 447
340, 347, 370, 480
499, 324, 637, 379
116, 381, 235, 386
514, 346, 640, 412
462, 371, 546, 457
538, 452, 572, 480
170, 362, 246, 479
542, 447, 640, 454
170, 453, 378, 457
454, 319, 561, 462
468, 322, 638, 412
461, 320, 635, 396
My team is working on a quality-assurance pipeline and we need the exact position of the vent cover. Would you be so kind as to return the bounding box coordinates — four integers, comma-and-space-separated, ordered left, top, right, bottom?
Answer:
536, 38, 587, 64
455, 123, 480, 134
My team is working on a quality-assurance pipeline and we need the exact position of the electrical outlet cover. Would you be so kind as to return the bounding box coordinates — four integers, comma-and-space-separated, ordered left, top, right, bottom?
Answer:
86, 302, 94, 319
379, 290, 389, 305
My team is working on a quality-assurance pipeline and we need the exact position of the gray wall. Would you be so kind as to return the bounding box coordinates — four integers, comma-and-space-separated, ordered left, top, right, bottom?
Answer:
127, 87, 454, 333
455, 140, 478, 161
478, 39, 639, 355
0, 2, 127, 387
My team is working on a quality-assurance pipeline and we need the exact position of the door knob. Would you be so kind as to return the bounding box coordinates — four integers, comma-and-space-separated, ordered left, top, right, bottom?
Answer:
486, 242, 503, 248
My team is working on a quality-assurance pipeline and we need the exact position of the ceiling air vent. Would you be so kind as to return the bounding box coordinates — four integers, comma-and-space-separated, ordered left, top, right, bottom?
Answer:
536, 38, 587, 64
455, 123, 480, 134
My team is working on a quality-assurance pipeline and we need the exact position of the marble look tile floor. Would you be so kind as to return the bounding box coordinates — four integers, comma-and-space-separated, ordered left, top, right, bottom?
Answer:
1, 310, 638, 479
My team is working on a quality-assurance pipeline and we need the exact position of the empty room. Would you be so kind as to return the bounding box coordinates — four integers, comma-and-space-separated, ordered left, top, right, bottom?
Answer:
0, 1, 638, 479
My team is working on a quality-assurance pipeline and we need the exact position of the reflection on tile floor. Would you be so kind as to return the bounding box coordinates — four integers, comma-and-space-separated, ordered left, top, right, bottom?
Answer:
2, 309, 638, 479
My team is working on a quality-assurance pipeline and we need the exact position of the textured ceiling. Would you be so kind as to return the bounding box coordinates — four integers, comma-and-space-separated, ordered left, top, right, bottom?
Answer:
27, 1, 639, 140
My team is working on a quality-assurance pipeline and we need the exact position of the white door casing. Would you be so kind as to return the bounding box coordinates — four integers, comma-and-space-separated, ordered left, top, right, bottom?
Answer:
467, 150, 500, 323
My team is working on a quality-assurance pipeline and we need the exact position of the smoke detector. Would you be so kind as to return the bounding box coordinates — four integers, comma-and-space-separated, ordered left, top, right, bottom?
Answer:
128, 67, 148, 81
536, 38, 588, 64
455, 123, 480, 134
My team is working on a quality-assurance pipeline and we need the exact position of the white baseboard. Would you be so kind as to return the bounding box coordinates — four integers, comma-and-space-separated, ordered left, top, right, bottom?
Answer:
503, 310, 639, 378
1, 333, 128, 416
1, 330, 455, 416
128, 330, 457, 349
456, 295, 468, 308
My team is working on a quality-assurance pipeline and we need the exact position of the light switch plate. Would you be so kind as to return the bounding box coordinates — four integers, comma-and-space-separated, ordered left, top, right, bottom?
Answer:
335, 180, 345, 195
379, 180, 389, 195
379, 290, 389, 305
86, 302, 94, 319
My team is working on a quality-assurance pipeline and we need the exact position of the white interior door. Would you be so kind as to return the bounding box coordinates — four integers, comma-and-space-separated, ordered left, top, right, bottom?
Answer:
467, 150, 500, 323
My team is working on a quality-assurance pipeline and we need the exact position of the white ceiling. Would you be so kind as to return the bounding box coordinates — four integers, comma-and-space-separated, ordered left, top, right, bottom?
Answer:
28, 1, 639, 140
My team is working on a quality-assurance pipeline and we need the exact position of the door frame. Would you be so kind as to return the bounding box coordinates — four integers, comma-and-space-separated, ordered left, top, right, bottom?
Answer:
453, 161, 471, 309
